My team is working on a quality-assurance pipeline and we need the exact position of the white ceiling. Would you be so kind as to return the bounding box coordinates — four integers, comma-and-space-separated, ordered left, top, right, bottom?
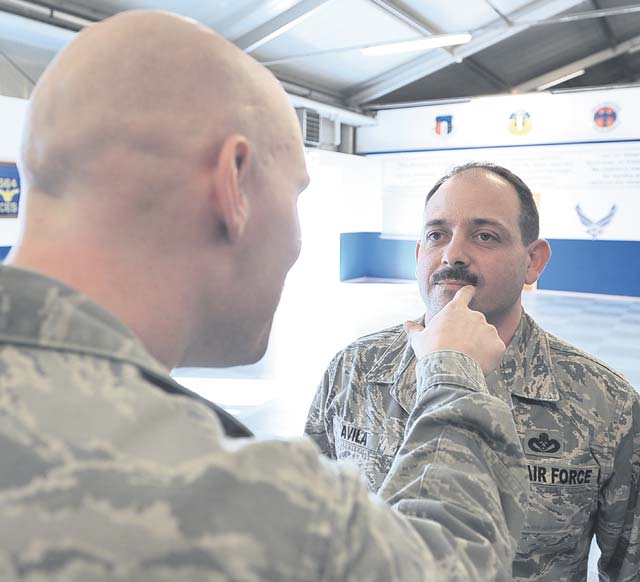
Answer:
1, 0, 639, 111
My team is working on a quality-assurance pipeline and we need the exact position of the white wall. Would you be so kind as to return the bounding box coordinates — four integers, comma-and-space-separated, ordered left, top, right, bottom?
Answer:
189, 148, 382, 382
374, 143, 640, 241
356, 86, 640, 244
0, 95, 27, 161
357, 88, 640, 152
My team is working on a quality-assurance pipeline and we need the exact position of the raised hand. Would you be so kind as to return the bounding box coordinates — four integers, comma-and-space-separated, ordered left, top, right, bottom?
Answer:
404, 285, 506, 374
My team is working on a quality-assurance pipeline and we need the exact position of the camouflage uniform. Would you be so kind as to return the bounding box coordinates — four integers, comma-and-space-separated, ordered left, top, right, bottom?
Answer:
306, 311, 640, 582
0, 265, 528, 581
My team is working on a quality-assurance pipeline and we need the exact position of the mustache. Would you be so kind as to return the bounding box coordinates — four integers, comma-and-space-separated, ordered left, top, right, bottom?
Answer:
430, 267, 479, 286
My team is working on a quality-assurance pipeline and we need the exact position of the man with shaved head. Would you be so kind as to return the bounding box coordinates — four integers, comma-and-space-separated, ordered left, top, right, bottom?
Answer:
0, 11, 528, 581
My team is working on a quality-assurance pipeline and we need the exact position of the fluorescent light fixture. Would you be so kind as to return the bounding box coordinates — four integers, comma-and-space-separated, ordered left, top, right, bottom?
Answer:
537, 69, 585, 91
628, 43, 640, 55
361, 33, 472, 56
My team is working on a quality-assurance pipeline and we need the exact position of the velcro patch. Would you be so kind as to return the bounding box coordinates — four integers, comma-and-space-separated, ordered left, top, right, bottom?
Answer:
528, 463, 599, 487
524, 428, 564, 457
334, 421, 381, 453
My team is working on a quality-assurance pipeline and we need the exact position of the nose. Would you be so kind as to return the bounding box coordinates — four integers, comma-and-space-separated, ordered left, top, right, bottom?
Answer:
441, 234, 470, 267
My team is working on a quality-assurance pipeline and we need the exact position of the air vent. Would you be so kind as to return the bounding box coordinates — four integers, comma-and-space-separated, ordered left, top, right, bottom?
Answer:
296, 108, 321, 146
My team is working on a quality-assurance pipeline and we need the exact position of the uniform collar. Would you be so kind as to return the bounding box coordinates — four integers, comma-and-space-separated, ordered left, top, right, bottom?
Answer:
0, 264, 168, 377
366, 310, 560, 415
496, 311, 561, 402
364, 316, 422, 387
365, 317, 420, 414
0, 265, 253, 438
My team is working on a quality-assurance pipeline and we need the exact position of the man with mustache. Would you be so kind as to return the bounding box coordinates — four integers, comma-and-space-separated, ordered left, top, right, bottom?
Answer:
306, 162, 640, 581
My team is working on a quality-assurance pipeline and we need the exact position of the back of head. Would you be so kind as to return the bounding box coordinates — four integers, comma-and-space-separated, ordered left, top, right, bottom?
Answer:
21, 11, 266, 203
13, 10, 307, 368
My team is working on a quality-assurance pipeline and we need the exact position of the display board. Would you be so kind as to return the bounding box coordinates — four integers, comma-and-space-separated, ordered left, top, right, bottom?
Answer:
377, 140, 640, 242
353, 86, 640, 296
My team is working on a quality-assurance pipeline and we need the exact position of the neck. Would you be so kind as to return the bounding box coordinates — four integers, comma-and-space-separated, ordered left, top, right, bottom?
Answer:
8, 241, 191, 369
487, 303, 523, 347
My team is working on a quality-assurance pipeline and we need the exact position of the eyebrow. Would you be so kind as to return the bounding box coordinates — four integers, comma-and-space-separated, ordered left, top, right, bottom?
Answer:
424, 217, 512, 236
470, 218, 510, 232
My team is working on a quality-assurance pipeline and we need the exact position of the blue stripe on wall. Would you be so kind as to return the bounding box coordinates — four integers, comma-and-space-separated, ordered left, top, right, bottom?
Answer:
539, 239, 640, 297
340, 232, 416, 281
341, 233, 640, 297
0, 246, 10, 261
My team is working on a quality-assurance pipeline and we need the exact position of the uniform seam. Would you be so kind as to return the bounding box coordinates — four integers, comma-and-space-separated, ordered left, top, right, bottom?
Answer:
549, 345, 628, 383
602, 389, 635, 483
422, 426, 528, 498
0, 336, 161, 378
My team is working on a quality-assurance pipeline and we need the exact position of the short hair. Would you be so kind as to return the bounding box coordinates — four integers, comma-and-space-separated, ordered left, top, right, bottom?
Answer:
425, 162, 539, 244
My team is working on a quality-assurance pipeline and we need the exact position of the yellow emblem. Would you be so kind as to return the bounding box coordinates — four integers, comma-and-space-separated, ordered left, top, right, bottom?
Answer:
0, 188, 19, 202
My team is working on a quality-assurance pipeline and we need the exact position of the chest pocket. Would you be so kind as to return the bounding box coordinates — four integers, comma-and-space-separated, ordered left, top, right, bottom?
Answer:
333, 421, 401, 492
517, 458, 599, 555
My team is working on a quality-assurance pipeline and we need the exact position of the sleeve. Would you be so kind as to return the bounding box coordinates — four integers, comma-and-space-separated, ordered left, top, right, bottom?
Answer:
303, 355, 341, 459
318, 351, 529, 582
595, 389, 640, 582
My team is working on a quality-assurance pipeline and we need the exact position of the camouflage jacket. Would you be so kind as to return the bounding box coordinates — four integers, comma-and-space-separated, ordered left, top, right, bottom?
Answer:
305, 311, 640, 582
0, 265, 528, 581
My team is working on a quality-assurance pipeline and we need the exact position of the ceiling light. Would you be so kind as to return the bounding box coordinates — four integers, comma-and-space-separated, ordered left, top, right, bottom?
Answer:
361, 33, 472, 57
628, 43, 640, 55
537, 69, 585, 91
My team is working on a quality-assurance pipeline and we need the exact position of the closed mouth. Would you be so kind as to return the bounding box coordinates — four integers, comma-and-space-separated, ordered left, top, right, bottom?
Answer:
437, 280, 473, 286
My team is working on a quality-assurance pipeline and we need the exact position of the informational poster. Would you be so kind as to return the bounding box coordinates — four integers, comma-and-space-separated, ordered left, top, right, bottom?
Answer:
358, 86, 640, 245
0, 162, 20, 219
378, 140, 640, 241
0, 162, 21, 248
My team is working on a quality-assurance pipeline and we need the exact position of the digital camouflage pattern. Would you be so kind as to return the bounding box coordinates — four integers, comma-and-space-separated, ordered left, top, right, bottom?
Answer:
0, 265, 528, 582
306, 311, 640, 582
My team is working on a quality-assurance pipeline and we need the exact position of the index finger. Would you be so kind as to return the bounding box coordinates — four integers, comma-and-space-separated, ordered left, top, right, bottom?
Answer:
450, 285, 476, 307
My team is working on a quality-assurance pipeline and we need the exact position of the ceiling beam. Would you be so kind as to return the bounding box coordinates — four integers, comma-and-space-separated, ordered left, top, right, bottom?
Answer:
590, 0, 636, 82
520, 4, 640, 25
367, 0, 439, 35
590, 0, 617, 47
344, 0, 584, 106
235, 0, 334, 53
0, 0, 101, 30
483, 0, 514, 25
463, 57, 510, 91
369, 0, 510, 93
0, 44, 36, 86
0, 9, 75, 50
513, 32, 640, 92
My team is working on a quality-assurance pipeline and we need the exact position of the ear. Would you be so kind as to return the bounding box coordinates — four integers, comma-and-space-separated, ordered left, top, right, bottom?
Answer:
212, 134, 250, 242
525, 239, 551, 285
415, 240, 421, 262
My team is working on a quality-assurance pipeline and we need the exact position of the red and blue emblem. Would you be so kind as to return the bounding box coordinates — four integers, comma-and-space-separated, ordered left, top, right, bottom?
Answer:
593, 105, 617, 129
435, 115, 453, 136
